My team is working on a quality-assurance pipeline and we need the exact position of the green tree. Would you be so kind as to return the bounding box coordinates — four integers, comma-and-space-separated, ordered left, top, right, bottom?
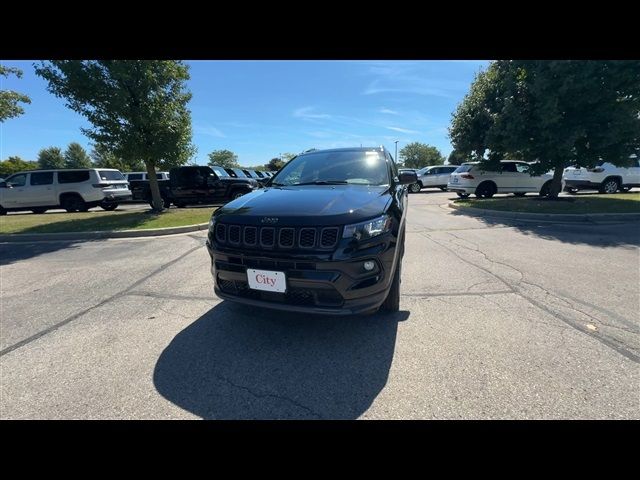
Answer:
35, 60, 195, 211
0, 66, 31, 122
37, 147, 65, 169
399, 142, 444, 169
0, 156, 38, 177
447, 149, 467, 166
207, 149, 239, 168
450, 60, 640, 197
281, 153, 297, 162
266, 157, 285, 170
90, 143, 145, 171
64, 142, 92, 168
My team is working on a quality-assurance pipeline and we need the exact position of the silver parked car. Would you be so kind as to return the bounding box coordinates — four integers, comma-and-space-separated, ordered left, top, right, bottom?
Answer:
409, 165, 459, 193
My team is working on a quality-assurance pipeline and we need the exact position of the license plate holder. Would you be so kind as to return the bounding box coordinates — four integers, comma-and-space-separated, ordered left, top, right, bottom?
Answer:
246, 269, 287, 293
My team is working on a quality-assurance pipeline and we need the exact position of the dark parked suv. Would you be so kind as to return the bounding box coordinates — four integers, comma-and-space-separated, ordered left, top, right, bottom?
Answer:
206, 147, 417, 315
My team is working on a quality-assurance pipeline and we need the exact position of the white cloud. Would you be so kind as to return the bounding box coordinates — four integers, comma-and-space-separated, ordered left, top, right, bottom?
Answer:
194, 125, 225, 138
386, 126, 419, 134
293, 106, 332, 120
379, 108, 399, 115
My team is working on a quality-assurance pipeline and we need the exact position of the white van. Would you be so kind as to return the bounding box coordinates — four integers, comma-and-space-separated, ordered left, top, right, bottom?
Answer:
0, 168, 131, 214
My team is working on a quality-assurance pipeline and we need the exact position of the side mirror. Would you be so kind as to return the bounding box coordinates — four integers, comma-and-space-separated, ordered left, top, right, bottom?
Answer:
398, 171, 418, 185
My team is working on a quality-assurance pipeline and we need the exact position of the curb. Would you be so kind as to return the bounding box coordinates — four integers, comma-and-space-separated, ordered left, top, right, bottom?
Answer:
0, 222, 209, 242
448, 202, 640, 223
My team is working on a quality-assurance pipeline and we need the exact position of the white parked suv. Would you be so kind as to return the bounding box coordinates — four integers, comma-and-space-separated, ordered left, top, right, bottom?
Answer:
563, 160, 640, 194
409, 165, 459, 193
0, 168, 131, 215
447, 160, 554, 198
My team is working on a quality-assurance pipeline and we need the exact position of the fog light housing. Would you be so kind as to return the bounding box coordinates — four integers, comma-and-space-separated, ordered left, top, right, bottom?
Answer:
363, 260, 375, 271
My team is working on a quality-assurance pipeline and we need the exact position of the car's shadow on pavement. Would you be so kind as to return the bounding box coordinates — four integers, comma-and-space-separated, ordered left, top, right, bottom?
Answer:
448, 207, 640, 248
153, 301, 408, 419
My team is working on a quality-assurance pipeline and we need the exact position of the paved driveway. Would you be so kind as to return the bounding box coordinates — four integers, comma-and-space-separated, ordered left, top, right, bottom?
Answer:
1, 191, 638, 419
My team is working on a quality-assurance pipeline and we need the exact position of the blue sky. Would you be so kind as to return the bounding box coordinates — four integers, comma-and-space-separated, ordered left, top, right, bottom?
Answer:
1, 60, 488, 166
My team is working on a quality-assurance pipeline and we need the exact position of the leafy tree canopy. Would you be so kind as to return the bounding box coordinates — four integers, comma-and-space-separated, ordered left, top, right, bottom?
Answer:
266, 157, 285, 171
0, 66, 31, 122
37, 147, 65, 169
208, 149, 239, 168
0, 156, 38, 177
64, 142, 92, 168
399, 142, 445, 169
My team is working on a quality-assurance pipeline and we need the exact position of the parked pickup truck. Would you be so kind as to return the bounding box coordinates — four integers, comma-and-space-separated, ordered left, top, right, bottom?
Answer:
133, 166, 259, 208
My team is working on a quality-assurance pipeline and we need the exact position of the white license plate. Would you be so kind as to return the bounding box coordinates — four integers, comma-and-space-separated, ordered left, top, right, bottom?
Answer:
247, 269, 287, 293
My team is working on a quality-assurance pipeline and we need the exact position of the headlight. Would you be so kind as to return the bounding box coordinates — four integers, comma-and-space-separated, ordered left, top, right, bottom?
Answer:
208, 215, 216, 230
343, 214, 392, 240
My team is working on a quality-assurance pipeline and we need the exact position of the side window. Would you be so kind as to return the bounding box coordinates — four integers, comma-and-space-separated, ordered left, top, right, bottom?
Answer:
128, 173, 143, 181
58, 171, 91, 184
7, 173, 27, 187
30, 172, 54, 186
501, 163, 517, 173
515, 163, 530, 174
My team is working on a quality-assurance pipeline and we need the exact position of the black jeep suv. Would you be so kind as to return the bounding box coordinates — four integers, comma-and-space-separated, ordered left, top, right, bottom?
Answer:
206, 147, 417, 315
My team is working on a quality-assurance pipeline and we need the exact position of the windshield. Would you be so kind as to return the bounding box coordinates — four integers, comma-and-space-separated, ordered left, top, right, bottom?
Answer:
271, 150, 389, 186
98, 170, 125, 181
211, 167, 230, 177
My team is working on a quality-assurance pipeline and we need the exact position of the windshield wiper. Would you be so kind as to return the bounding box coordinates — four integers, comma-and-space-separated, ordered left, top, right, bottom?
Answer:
289, 180, 349, 186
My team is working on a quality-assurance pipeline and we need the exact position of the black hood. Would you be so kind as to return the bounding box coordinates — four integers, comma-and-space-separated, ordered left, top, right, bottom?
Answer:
215, 185, 392, 226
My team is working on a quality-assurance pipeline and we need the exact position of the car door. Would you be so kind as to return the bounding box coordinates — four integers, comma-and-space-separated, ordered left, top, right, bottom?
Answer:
497, 162, 520, 192
626, 158, 640, 186
28, 171, 56, 206
514, 162, 539, 191
421, 167, 436, 187
1, 173, 29, 207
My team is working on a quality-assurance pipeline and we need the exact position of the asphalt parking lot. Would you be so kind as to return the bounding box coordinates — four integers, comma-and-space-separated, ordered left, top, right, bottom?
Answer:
1, 190, 639, 419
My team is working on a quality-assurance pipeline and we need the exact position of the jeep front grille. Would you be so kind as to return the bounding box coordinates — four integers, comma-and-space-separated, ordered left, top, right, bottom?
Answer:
214, 224, 340, 251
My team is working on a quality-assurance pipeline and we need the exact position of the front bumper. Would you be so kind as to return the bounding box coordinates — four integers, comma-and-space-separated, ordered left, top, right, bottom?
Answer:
206, 235, 397, 315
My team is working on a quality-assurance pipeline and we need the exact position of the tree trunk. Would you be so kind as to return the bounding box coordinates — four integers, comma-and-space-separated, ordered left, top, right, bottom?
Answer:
548, 164, 565, 199
145, 160, 164, 212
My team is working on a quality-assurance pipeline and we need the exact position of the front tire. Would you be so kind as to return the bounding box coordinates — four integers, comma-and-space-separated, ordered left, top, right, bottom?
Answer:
599, 178, 620, 194
539, 181, 552, 197
381, 257, 402, 313
409, 182, 421, 193
100, 203, 118, 211
0, 205, 7, 216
